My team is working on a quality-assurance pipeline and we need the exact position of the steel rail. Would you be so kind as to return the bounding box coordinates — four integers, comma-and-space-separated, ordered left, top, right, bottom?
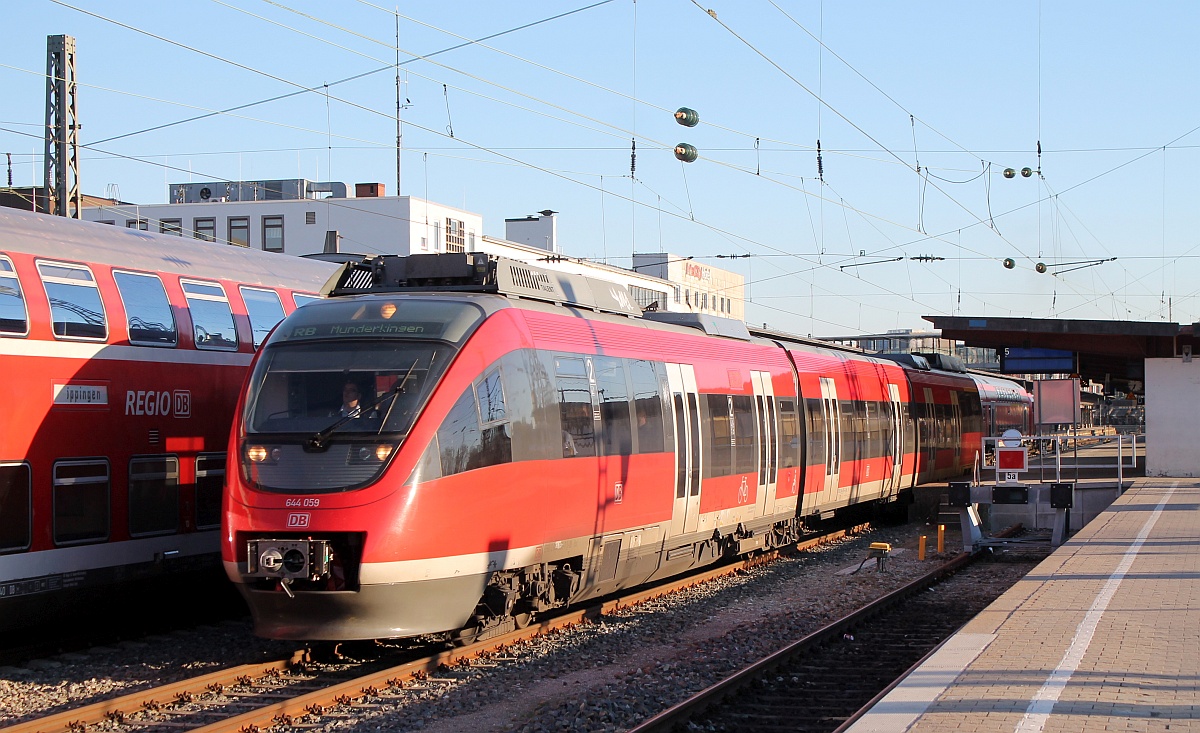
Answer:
4, 523, 870, 733
0, 652, 307, 733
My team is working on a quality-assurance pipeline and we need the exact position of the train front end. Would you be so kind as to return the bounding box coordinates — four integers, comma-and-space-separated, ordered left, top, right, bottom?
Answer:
222, 294, 485, 640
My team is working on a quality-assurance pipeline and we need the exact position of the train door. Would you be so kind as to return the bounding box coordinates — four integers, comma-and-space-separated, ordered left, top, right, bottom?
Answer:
666, 364, 702, 537
950, 390, 962, 469
819, 377, 840, 503
884, 383, 904, 495
751, 371, 777, 518
920, 387, 935, 477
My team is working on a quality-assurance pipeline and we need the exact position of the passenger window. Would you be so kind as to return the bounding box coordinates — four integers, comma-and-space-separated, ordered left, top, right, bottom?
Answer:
594, 357, 632, 456
240, 287, 285, 348
195, 453, 225, 529
0, 256, 28, 335
182, 279, 238, 350
555, 356, 595, 458
705, 394, 734, 477
0, 463, 31, 552
37, 261, 107, 340
129, 455, 179, 536
630, 360, 666, 454
53, 460, 109, 544
476, 368, 506, 424
292, 293, 320, 308
114, 271, 177, 346
436, 385, 511, 476
778, 399, 800, 468
731, 395, 756, 473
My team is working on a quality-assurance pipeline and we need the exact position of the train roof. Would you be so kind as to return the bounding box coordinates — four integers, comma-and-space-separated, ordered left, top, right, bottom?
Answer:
0, 207, 339, 289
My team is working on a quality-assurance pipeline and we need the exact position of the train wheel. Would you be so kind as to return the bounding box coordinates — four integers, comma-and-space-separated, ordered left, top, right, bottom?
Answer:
513, 611, 533, 629
451, 623, 480, 647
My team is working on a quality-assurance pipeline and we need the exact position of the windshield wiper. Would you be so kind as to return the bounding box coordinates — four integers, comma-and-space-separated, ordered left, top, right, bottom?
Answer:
306, 360, 420, 452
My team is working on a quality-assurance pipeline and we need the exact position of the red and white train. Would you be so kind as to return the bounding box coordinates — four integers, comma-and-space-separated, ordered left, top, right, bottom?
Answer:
224, 253, 1033, 642
0, 208, 338, 631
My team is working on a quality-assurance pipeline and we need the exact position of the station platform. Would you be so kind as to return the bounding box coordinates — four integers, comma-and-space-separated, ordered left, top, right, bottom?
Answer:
848, 475, 1199, 733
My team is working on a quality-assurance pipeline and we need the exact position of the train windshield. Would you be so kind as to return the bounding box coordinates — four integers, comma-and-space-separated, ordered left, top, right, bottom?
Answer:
243, 341, 452, 437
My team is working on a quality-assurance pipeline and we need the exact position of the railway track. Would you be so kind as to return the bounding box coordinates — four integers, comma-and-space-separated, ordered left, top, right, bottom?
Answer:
3, 525, 871, 733
626, 547, 1026, 733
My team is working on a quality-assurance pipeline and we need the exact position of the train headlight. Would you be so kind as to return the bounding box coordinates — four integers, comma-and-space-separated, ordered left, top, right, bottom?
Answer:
247, 445, 269, 462
355, 444, 394, 462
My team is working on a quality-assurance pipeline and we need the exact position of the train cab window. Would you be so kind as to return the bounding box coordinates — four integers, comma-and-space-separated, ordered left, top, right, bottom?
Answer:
630, 360, 666, 453
292, 293, 320, 308
195, 453, 225, 529
182, 279, 238, 350
240, 287, 285, 348
0, 256, 28, 335
594, 357, 632, 456
37, 261, 107, 340
129, 455, 180, 537
0, 463, 31, 552
555, 356, 595, 458
53, 460, 109, 545
114, 271, 177, 346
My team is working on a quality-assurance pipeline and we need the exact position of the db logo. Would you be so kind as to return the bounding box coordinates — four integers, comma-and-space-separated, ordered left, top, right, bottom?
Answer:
173, 390, 192, 418
286, 513, 310, 528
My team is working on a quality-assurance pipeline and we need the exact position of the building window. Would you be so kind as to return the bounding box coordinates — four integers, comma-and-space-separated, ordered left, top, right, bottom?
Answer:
445, 218, 465, 253
228, 217, 250, 247
126, 219, 148, 230
262, 216, 284, 252
305, 211, 316, 225
433, 220, 441, 251
160, 219, 183, 236
97, 220, 114, 225
194, 217, 215, 241
629, 285, 665, 312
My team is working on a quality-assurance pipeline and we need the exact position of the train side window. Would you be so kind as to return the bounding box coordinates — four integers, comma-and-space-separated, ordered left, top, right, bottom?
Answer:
731, 395, 756, 474
114, 271, 177, 346
630, 360, 666, 453
476, 368, 507, 424
0, 256, 29, 335
292, 293, 320, 308
195, 453, 225, 529
0, 463, 31, 552
182, 279, 238, 350
555, 356, 595, 458
240, 287, 285, 348
777, 399, 800, 468
704, 394, 733, 477
129, 455, 180, 537
594, 357, 632, 456
37, 260, 107, 340
437, 388, 486, 476
53, 459, 109, 545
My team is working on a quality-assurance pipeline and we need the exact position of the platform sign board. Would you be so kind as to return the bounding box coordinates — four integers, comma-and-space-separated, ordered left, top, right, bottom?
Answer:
1034, 378, 1081, 427
1001, 347, 1074, 374
997, 446, 1027, 484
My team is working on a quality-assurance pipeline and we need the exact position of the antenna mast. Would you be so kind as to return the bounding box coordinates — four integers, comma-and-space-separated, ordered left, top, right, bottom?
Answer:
44, 34, 81, 217
395, 11, 402, 197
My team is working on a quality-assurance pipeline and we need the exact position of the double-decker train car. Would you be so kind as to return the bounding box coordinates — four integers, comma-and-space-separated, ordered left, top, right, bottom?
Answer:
0, 208, 338, 632
224, 253, 1030, 642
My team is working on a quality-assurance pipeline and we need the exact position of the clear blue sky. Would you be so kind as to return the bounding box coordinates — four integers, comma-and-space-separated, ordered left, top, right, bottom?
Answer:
5, 1, 1199, 337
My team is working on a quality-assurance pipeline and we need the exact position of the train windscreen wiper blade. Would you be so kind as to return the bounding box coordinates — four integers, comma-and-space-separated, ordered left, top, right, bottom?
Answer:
305, 360, 419, 451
